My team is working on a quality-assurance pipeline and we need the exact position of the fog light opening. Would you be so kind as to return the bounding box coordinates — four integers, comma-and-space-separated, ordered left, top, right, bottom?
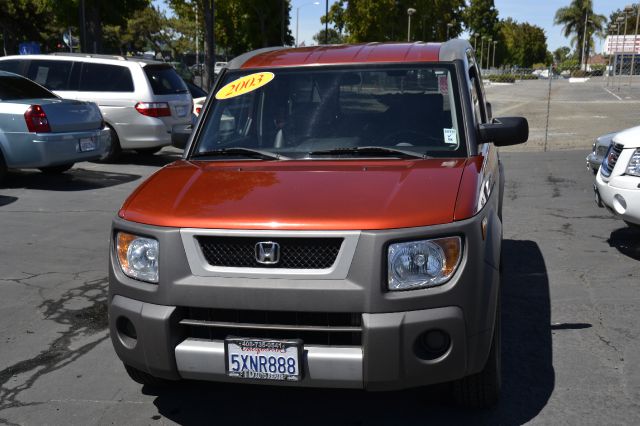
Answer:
415, 329, 451, 361
116, 316, 138, 349
613, 194, 627, 215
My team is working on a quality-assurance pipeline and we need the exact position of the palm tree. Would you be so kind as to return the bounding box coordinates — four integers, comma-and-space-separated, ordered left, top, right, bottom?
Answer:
554, 0, 606, 65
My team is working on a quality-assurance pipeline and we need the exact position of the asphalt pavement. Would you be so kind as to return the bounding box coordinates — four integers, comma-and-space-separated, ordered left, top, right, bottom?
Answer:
1, 79, 640, 425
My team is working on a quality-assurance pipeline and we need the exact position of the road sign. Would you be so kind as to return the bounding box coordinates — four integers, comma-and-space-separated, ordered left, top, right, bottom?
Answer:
605, 35, 640, 55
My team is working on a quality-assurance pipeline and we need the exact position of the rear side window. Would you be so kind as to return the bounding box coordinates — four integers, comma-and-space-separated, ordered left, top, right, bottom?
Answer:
144, 65, 188, 95
0, 60, 27, 76
80, 63, 134, 92
26, 60, 73, 91
0, 75, 57, 100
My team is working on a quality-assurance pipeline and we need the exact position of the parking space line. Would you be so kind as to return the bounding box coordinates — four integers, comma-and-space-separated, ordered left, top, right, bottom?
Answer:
604, 87, 623, 101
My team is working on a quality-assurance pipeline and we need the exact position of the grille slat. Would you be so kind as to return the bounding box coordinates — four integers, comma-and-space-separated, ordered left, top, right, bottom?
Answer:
602, 142, 623, 177
182, 308, 362, 346
197, 237, 342, 269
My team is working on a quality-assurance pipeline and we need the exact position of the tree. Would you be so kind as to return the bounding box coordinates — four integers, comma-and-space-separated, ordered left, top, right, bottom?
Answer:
499, 18, 548, 68
554, 0, 606, 66
553, 46, 572, 63
0, 0, 61, 54
322, 0, 465, 43
464, 0, 499, 39
312, 28, 344, 45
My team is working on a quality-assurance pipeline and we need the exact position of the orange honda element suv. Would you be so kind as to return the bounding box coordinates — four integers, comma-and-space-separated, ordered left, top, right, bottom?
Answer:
108, 40, 528, 407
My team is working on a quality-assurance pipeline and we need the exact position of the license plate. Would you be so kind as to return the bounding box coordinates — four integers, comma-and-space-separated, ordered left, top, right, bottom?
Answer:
225, 338, 302, 381
79, 137, 96, 152
175, 105, 187, 117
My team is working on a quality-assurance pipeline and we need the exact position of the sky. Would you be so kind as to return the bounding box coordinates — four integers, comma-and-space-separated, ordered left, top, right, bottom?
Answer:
155, 0, 635, 53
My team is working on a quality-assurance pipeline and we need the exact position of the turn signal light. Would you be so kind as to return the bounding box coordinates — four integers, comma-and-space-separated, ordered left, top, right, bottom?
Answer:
24, 105, 51, 133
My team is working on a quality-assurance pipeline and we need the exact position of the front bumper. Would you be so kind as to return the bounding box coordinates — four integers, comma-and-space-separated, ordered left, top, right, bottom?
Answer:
595, 171, 640, 225
109, 294, 472, 390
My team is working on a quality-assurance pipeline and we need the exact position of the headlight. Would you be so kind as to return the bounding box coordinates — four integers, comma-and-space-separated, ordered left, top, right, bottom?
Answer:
626, 148, 640, 176
388, 237, 462, 291
116, 232, 159, 283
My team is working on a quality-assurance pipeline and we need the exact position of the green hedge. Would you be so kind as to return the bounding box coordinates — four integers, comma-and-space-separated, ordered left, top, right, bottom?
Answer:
518, 74, 539, 80
487, 74, 516, 83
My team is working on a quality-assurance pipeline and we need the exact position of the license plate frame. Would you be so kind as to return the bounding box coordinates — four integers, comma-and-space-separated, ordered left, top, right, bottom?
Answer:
79, 137, 96, 152
225, 337, 303, 382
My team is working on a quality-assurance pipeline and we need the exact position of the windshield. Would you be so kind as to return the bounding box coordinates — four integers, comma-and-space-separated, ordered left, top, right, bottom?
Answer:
191, 64, 465, 160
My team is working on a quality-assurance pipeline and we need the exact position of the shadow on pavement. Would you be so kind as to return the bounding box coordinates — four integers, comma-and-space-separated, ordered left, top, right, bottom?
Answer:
146, 239, 554, 426
607, 226, 640, 261
0, 195, 18, 206
1, 168, 140, 191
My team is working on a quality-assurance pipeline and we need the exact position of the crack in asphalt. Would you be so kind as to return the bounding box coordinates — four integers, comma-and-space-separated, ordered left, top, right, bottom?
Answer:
0, 276, 109, 410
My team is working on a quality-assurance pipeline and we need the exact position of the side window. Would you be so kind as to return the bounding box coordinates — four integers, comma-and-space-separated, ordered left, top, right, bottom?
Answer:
0, 60, 27, 76
79, 63, 134, 92
469, 68, 487, 124
26, 60, 72, 90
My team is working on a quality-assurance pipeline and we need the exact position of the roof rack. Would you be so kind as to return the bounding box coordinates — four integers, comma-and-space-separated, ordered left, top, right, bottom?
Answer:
50, 52, 128, 61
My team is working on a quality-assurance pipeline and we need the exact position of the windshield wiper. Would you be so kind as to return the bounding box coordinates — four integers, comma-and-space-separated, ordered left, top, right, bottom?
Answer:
192, 147, 290, 160
306, 146, 429, 159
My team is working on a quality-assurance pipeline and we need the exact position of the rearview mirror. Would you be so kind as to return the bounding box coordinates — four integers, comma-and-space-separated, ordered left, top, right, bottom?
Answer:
478, 116, 528, 146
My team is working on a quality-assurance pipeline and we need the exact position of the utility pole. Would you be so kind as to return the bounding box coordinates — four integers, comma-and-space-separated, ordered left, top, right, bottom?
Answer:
195, 7, 199, 77
630, 5, 639, 86
325, 0, 329, 44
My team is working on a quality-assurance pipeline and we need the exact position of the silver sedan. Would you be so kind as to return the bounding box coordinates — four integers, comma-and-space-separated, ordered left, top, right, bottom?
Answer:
586, 131, 616, 174
0, 71, 109, 182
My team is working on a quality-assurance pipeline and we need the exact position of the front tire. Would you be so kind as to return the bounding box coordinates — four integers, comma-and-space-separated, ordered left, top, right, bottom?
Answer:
123, 364, 168, 387
39, 163, 74, 174
453, 290, 502, 408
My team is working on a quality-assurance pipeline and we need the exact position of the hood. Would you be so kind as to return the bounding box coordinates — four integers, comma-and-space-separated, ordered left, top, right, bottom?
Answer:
613, 126, 640, 149
119, 159, 468, 230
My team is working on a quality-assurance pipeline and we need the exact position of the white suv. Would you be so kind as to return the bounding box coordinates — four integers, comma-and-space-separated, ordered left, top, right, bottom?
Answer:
595, 125, 640, 228
0, 53, 192, 160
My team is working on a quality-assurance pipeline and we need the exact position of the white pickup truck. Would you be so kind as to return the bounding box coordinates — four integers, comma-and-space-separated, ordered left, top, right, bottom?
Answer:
595, 126, 640, 228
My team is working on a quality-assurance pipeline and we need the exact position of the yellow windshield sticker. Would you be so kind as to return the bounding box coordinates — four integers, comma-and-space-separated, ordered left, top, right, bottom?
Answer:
215, 72, 275, 100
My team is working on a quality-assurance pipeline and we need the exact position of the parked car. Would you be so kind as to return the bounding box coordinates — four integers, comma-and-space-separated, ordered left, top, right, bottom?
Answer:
0, 53, 192, 160
108, 40, 528, 408
587, 131, 617, 174
0, 71, 109, 182
214, 61, 228, 76
184, 80, 207, 115
594, 126, 640, 228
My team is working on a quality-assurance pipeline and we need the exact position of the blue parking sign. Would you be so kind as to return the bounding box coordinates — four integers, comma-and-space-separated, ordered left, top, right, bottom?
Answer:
19, 42, 40, 55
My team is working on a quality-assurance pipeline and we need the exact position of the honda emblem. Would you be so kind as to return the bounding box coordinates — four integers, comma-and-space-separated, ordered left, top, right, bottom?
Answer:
255, 241, 280, 265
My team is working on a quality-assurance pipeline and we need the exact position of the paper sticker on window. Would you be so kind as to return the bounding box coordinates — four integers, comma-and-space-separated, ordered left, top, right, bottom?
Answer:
35, 67, 49, 85
438, 75, 448, 95
215, 72, 275, 100
443, 128, 457, 145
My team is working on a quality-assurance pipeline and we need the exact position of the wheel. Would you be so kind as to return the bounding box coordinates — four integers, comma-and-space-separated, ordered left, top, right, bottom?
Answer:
452, 287, 502, 408
135, 147, 162, 155
0, 151, 7, 184
123, 364, 167, 387
39, 163, 74, 174
100, 125, 122, 162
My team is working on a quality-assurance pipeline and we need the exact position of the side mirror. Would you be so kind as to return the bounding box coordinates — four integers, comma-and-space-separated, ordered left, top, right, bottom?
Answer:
478, 116, 528, 146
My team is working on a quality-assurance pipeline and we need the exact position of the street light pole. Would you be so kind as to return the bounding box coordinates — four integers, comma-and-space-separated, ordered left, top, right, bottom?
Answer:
486, 38, 492, 70
492, 40, 498, 68
630, 5, 640, 86
473, 34, 478, 51
296, 1, 319, 47
446, 23, 453, 40
407, 8, 416, 42
608, 25, 618, 86
480, 36, 486, 71
619, 11, 631, 91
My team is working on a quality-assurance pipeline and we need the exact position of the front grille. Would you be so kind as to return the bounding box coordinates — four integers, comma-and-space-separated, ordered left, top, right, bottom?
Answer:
197, 236, 343, 269
601, 142, 623, 177
180, 308, 362, 346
